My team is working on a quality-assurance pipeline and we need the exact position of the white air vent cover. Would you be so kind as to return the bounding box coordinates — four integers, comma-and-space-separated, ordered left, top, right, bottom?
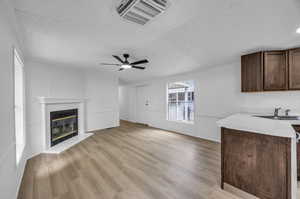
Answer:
117, 0, 168, 25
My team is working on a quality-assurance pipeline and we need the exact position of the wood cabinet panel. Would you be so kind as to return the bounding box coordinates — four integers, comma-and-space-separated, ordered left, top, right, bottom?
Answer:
255, 135, 288, 199
221, 128, 291, 199
298, 142, 300, 181
222, 129, 256, 193
289, 48, 300, 90
264, 51, 288, 91
241, 52, 263, 92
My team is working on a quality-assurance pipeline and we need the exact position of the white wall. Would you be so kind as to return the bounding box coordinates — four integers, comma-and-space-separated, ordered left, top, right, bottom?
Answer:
26, 61, 119, 156
0, 0, 28, 198
240, 92, 300, 115
119, 86, 129, 121
120, 62, 300, 142
26, 61, 85, 155
85, 70, 119, 131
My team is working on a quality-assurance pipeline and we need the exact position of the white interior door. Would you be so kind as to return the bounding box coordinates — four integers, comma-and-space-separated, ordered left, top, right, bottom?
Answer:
136, 86, 149, 125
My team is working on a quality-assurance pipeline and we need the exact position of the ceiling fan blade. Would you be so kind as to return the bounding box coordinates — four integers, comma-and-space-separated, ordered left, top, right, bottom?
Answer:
132, 66, 145, 70
113, 55, 124, 63
100, 63, 121, 66
130, 59, 149, 65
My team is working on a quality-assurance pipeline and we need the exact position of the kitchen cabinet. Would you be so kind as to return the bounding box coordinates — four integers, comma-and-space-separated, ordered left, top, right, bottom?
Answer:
221, 128, 291, 199
263, 51, 288, 91
241, 48, 300, 92
241, 52, 263, 92
254, 132, 290, 199
221, 129, 256, 193
289, 48, 300, 90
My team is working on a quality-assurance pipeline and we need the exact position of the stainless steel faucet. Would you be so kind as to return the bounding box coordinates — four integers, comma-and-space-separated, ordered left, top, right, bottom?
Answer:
285, 109, 291, 116
274, 107, 281, 117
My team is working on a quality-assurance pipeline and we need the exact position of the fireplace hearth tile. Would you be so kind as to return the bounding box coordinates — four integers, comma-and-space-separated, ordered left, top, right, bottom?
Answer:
43, 133, 93, 154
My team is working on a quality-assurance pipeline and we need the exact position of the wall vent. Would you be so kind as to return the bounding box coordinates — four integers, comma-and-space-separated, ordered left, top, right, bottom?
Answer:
117, 0, 168, 25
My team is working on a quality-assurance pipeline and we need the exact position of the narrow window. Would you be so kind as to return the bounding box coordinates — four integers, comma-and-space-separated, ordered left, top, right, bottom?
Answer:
167, 80, 194, 123
14, 48, 25, 164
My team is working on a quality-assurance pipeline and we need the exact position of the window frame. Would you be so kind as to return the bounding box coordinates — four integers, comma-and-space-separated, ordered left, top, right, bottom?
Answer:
166, 80, 195, 124
13, 47, 25, 165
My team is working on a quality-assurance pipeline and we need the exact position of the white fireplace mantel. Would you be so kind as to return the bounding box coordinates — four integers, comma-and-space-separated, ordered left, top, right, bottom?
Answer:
38, 97, 87, 104
38, 97, 92, 154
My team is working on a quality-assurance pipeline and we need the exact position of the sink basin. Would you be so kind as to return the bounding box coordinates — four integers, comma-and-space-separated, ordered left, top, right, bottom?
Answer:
254, 115, 300, 120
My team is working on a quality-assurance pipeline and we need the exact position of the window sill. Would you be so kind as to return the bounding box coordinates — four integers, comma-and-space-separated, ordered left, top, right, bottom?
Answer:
167, 120, 194, 125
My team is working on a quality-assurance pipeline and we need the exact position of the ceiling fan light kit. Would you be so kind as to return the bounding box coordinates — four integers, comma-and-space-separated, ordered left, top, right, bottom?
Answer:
101, 53, 149, 71
121, 64, 132, 69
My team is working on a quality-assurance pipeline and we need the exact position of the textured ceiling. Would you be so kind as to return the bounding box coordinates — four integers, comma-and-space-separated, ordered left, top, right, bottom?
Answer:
14, 0, 300, 83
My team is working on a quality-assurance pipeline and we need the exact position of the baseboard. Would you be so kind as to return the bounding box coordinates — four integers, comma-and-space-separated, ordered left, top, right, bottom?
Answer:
120, 119, 136, 123
15, 159, 27, 199
15, 146, 31, 199
224, 183, 259, 199
148, 124, 220, 143
87, 125, 120, 133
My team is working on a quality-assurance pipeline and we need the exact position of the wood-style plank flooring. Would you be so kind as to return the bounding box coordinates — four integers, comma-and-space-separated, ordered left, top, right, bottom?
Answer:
18, 121, 243, 199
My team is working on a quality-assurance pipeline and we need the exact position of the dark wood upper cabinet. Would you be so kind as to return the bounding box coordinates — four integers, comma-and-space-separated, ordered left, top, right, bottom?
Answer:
289, 48, 300, 90
263, 51, 288, 91
241, 52, 263, 92
241, 48, 300, 92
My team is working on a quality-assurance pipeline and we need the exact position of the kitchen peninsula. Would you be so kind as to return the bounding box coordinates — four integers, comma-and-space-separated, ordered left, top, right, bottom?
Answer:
217, 114, 298, 199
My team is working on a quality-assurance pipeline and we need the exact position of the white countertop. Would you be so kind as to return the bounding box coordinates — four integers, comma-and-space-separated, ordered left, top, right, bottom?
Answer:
217, 113, 298, 138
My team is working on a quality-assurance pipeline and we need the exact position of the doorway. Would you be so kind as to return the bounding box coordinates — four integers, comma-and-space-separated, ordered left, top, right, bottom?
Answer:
136, 85, 149, 125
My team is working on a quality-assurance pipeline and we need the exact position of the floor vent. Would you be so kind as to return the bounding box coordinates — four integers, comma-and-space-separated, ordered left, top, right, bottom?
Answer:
117, 0, 169, 25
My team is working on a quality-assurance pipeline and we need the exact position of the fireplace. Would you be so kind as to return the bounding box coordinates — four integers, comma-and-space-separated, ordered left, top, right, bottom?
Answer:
50, 109, 78, 146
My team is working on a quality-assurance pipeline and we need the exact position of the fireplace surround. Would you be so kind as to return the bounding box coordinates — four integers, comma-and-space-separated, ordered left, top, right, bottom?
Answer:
38, 97, 92, 153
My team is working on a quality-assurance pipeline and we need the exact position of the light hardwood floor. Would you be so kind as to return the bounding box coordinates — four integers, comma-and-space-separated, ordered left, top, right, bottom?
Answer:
17, 121, 246, 199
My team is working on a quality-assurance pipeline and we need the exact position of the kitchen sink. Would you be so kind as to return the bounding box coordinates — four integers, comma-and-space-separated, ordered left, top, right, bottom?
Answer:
254, 115, 300, 120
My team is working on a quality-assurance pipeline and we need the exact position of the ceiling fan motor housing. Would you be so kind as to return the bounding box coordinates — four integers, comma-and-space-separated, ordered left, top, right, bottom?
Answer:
123, 54, 130, 59
123, 54, 130, 63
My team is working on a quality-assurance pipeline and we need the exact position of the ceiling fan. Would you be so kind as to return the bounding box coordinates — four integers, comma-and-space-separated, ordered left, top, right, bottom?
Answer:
101, 54, 148, 71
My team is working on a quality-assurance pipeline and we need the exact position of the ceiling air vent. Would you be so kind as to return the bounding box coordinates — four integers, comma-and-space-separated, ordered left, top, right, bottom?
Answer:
117, 0, 168, 25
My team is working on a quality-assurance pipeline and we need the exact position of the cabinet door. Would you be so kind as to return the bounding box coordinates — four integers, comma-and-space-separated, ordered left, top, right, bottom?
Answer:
222, 129, 256, 194
264, 51, 288, 91
241, 52, 263, 92
289, 48, 300, 90
222, 128, 291, 199
255, 135, 289, 199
